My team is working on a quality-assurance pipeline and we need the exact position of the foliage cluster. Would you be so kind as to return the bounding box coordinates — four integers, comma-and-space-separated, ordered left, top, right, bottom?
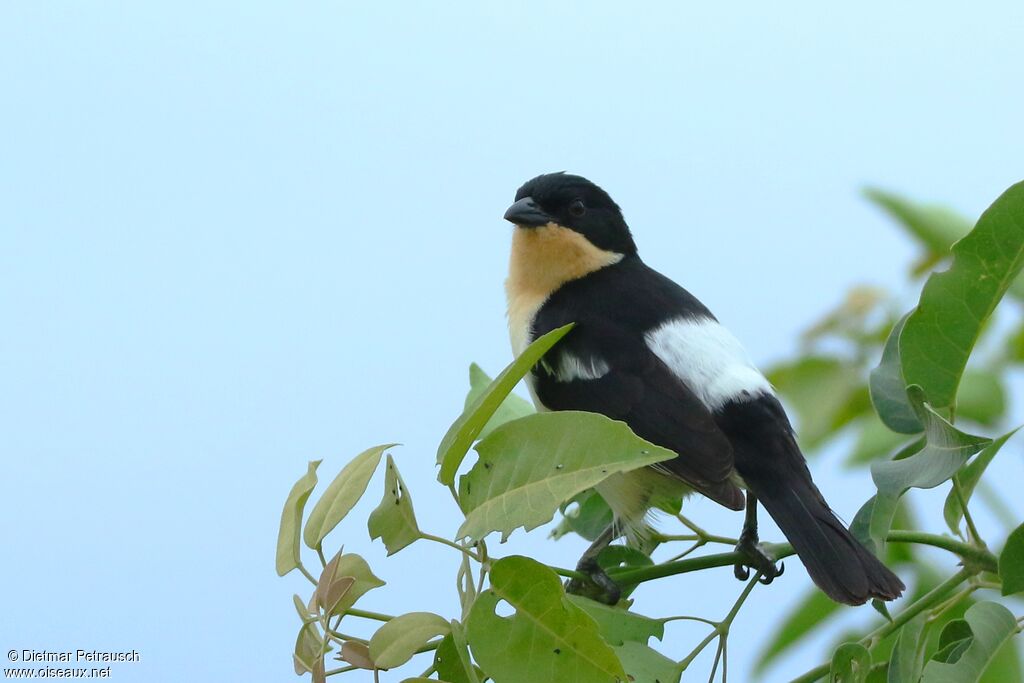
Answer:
277, 181, 1024, 682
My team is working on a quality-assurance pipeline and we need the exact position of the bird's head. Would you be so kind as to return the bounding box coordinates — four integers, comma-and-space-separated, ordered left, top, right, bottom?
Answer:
503, 173, 637, 256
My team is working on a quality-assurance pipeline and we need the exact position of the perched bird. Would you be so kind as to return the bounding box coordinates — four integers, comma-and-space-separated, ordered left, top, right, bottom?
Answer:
502, 172, 904, 606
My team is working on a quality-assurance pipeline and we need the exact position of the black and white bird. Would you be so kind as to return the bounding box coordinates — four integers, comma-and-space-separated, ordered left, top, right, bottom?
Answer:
502, 172, 904, 606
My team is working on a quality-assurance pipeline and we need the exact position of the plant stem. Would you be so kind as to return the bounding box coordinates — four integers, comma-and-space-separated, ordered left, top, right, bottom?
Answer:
345, 607, 395, 622
299, 563, 318, 586
420, 532, 481, 561
654, 532, 738, 546
885, 530, 997, 572
677, 574, 760, 673
317, 545, 328, 568
325, 665, 357, 676
952, 476, 983, 545
789, 568, 973, 683
609, 544, 795, 586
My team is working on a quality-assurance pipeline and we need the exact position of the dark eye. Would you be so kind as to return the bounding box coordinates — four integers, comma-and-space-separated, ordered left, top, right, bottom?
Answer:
568, 199, 586, 217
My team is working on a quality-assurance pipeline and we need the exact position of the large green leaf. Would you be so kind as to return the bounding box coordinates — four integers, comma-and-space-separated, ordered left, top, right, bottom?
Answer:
466, 364, 535, 441
437, 324, 573, 486
457, 412, 675, 541
921, 601, 1018, 682
465, 556, 626, 682
869, 315, 922, 434
899, 181, 1024, 409
565, 595, 664, 646
831, 642, 872, 683
754, 588, 841, 674
433, 621, 480, 683
369, 612, 451, 669
999, 523, 1024, 596
767, 356, 869, 450
943, 429, 1019, 535
303, 444, 395, 549
869, 386, 990, 550
276, 460, 321, 577
888, 614, 927, 683
318, 552, 384, 614
367, 454, 420, 556
550, 489, 614, 542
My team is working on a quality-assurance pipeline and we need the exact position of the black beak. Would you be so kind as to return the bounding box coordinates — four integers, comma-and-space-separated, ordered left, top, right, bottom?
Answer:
503, 197, 554, 227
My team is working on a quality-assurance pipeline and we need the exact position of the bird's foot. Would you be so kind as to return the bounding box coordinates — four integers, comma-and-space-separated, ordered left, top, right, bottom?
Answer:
734, 533, 785, 585
565, 557, 622, 605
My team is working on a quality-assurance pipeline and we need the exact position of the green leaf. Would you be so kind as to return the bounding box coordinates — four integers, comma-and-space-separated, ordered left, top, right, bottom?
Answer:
943, 429, 1019, 535
767, 356, 870, 450
369, 612, 451, 670
999, 523, 1024, 596
434, 621, 480, 683
612, 641, 680, 683
755, 588, 841, 674
437, 324, 573, 486
888, 614, 927, 683
869, 315, 922, 434
869, 386, 990, 550
294, 621, 326, 675
981, 639, 1023, 683
921, 601, 1018, 682
550, 489, 614, 542
831, 642, 872, 683
320, 552, 385, 614
465, 556, 626, 682
457, 412, 675, 541
864, 188, 973, 273
339, 640, 375, 670
932, 619, 973, 664
899, 181, 1024, 409
367, 454, 420, 555
276, 460, 321, 577
956, 370, 1007, 426
565, 595, 664, 646
303, 444, 394, 549
466, 364, 535, 440
846, 414, 912, 467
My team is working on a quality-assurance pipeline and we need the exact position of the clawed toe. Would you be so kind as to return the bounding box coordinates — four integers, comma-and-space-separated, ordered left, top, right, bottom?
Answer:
734, 539, 784, 586
565, 559, 622, 605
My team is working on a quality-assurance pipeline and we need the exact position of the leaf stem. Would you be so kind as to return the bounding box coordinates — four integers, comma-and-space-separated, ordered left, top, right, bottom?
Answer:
420, 532, 481, 561
345, 607, 395, 622
951, 476, 983, 545
325, 665, 357, 676
885, 530, 997, 572
298, 563, 318, 586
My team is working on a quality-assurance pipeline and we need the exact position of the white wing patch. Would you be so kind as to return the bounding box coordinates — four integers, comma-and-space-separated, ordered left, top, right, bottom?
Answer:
552, 352, 610, 382
644, 317, 773, 410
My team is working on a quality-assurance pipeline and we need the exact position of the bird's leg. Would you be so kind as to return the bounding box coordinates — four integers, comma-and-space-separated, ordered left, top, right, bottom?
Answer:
734, 494, 785, 585
565, 525, 622, 605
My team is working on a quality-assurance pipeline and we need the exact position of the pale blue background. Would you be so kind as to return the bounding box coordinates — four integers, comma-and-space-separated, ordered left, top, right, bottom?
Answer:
2, 2, 1023, 681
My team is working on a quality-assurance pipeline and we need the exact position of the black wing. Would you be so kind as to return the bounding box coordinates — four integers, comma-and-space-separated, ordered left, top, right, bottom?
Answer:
530, 313, 744, 510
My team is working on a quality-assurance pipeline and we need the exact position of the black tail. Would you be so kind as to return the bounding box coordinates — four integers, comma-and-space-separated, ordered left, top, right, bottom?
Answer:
752, 475, 904, 605
722, 397, 905, 606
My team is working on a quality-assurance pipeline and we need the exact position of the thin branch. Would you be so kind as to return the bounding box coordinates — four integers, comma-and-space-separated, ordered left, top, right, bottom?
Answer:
886, 530, 997, 572
951, 476, 983, 545
420, 532, 481, 561
345, 608, 395, 622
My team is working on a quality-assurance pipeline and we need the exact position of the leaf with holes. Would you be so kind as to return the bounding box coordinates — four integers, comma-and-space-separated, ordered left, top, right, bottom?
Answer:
943, 429, 1018, 535
465, 556, 625, 682
899, 181, 1024, 409
369, 612, 451, 670
921, 601, 1018, 682
438, 324, 573, 486
276, 460, 321, 577
368, 454, 419, 555
303, 444, 395, 549
565, 595, 664, 646
466, 363, 535, 440
457, 412, 674, 542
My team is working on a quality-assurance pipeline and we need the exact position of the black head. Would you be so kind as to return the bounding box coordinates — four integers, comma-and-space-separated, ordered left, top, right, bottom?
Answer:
503, 173, 637, 255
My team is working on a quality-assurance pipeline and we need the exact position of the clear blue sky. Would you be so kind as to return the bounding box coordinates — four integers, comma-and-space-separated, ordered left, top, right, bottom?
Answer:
2, 2, 1023, 681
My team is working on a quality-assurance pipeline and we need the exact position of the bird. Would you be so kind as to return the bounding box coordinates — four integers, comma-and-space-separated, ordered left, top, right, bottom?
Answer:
501, 171, 904, 606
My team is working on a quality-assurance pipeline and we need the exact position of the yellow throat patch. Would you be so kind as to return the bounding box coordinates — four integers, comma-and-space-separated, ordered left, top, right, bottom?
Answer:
505, 223, 623, 356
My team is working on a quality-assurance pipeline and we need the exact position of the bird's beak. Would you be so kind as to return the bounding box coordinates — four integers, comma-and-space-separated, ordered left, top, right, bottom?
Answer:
503, 197, 554, 227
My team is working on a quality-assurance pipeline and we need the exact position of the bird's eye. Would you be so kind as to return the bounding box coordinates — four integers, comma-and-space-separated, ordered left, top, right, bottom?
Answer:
569, 200, 586, 217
